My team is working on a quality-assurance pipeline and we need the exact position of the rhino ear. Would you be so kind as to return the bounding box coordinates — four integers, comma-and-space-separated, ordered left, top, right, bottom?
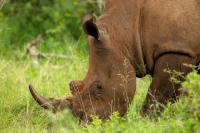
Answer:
82, 13, 99, 39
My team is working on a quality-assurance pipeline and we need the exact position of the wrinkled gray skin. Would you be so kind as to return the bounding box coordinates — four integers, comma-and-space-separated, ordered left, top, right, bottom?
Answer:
29, 0, 200, 122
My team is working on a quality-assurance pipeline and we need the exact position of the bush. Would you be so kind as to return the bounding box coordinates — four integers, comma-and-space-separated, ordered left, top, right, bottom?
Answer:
0, 0, 99, 49
161, 71, 200, 132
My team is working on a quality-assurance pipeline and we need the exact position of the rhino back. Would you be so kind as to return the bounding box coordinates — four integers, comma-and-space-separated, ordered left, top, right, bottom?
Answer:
141, 0, 200, 72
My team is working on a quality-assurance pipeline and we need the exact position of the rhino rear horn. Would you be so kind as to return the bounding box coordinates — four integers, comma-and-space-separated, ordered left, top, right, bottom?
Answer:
29, 84, 72, 112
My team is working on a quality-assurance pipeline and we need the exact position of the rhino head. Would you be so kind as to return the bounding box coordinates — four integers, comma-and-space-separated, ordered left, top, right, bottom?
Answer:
29, 13, 136, 122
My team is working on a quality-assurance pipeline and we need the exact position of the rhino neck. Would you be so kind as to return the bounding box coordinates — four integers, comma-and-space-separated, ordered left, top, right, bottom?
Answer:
98, 0, 147, 77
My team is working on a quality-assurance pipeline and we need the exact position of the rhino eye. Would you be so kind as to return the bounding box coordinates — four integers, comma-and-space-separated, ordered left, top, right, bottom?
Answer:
91, 82, 104, 99
96, 84, 103, 90
90, 82, 104, 94
93, 82, 103, 91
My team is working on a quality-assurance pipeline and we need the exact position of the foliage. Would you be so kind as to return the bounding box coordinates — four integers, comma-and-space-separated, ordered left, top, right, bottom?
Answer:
0, 42, 88, 132
0, 0, 99, 50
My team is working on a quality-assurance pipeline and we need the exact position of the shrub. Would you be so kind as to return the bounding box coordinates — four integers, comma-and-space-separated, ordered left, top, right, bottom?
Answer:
1, 0, 100, 49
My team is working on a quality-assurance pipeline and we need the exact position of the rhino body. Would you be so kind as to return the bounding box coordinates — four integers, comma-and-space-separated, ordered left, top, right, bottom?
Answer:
29, 0, 200, 121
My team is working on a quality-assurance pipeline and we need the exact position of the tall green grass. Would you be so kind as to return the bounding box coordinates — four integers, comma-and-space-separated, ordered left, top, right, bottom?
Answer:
0, 43, 88, 132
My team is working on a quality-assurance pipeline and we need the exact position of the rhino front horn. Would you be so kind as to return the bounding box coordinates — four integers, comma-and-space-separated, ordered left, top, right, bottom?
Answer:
29, 84, 72, 112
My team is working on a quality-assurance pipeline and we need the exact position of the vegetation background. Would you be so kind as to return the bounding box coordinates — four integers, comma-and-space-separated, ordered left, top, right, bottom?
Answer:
0, 0, 199, 132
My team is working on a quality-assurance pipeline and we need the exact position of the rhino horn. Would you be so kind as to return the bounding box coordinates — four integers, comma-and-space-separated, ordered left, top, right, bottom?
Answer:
29, 84, 72, 112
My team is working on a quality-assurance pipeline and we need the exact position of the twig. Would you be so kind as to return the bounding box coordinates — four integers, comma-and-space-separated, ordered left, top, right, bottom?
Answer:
40, 53, 74, 60
26, 34, 43, 64
0, 0, 5, 10
26, 34, 73, 64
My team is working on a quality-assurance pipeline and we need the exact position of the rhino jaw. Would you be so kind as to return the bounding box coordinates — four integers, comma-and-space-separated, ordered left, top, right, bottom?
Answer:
29, 84, 72, 113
